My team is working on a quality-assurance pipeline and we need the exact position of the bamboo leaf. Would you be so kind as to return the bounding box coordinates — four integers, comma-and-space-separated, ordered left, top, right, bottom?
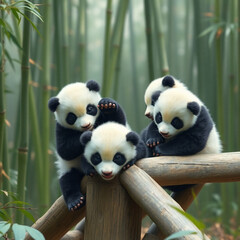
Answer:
0, 221, 11, 237
12, 223, 26, 240
170, 205, 206, 231
164, 230, 197, 240
17, 209, 35, 223
25, 226, 45, 240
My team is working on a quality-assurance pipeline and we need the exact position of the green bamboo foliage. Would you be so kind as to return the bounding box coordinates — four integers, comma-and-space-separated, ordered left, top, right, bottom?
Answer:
16, 2, 31, 224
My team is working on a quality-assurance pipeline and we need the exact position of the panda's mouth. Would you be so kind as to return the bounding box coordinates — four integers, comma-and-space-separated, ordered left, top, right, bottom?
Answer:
160, 132, 171, 139
101, 171, 114, 180
82, 123, 93, 131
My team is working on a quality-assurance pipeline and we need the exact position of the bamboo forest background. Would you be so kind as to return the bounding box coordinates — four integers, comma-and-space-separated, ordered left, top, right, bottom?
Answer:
0, 0, 240, 236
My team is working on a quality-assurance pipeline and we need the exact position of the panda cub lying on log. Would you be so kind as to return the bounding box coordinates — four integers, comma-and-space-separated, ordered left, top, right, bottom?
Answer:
141, 86, 222, 192
48, 80, 128, 211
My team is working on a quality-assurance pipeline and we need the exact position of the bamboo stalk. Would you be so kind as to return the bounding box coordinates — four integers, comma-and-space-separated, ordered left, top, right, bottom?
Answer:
102, 0, 112, 95
0, 6, 6, 191
144, 0, 154, 82
152, 0, 169, 76
16, 1, 32, 224
102, 0, 129, 97
40, 0, 51, 213
78, 0, 87, 83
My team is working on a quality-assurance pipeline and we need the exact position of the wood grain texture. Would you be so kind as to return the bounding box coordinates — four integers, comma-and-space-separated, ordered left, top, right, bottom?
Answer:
84, 175, 142, 240
25, 196, 85, 240
136, 152, 240, 185
120, 165, 209, 240
143, 184, 204, 240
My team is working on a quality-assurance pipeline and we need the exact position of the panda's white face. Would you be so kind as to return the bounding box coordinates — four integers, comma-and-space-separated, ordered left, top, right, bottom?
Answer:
153, 88, 201, 139
144, 76, 185, 119
84, 123, 137, 180
55, 83, 101, 131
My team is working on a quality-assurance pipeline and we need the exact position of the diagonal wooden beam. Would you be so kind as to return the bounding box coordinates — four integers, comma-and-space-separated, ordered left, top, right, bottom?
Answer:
120, 165, 210, 240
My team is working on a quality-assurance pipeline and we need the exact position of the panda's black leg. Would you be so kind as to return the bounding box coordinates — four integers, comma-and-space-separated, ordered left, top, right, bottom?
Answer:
59, 168, 85, 211
123, 159, 135, 170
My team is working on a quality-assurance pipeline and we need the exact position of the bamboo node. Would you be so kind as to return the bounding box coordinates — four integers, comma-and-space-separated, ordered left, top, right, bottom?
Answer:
29, 81, 39, 88
21, 65, 30, 70
18, 147, 28, 153
43, 85, 58, 91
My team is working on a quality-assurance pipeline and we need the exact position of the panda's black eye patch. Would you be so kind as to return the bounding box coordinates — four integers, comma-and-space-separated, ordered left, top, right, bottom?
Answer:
155, 112, 162, 124
86, 104, 97, 116
113, 152, 126, 166
66, 112, 77, 125
171, 117, 183, 129
91, 152, 102, 166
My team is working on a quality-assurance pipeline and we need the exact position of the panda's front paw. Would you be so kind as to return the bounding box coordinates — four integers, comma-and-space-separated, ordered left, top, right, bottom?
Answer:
98, 98, 118, 113
146, 138, 164, 148
152, 145, 162, 157
122, 160, 134, 171
67, 193, 86, 211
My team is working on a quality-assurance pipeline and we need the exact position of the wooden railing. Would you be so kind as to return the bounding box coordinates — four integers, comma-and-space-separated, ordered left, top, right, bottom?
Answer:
25, 152, 240, 240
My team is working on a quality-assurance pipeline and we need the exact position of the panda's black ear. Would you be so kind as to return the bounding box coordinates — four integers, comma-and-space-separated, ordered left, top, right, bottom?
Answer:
126, 132, 139, 146
187, 101, 200, 115
162, 75, 175, 88
86, 80, 100, 92
80, 131, 92, 146
151, 91, 161, 106
48, 97, 60, 112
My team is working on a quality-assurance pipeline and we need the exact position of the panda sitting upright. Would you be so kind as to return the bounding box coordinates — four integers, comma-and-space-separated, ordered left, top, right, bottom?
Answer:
48, 80, 127, 211
141, 87, 222, 192
80, 122, 147, 180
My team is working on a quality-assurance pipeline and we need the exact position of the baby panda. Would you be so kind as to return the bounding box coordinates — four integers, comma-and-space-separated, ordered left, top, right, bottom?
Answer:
80, 122, 147, 180
141, 87, 222, 192
144, 75, 186, 119
48, 80, 127, 211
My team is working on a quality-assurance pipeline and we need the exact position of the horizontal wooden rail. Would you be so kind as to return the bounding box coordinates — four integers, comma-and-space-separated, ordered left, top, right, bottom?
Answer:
137, 152, 240, 185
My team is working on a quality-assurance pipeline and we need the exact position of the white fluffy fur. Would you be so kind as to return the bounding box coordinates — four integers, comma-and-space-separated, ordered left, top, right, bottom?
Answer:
153, 88, 222, 154
84, 122, 137, 180
144, 76, 186, 117
54, 82, 101, 131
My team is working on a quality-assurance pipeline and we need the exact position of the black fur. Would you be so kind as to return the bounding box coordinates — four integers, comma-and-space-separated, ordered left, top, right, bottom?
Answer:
59, 168, 85, 211
48, 97, 60, 112
126, 132, 139, 146
86, 80, 100, 92
151, 91, 161, 106
162, 75, 175, 88
187, 101, 200, 116
80, 131, 92, 146
141, 106, 213, 192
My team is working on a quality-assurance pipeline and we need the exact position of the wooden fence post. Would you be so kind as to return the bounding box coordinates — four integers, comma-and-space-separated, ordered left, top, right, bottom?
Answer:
84, 175, 142, 240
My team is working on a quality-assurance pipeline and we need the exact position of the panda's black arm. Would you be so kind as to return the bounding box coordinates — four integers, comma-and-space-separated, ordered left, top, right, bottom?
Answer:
56, 123, 84, 160
135, 139, 148, 161
157, 106, 213, 156
80, 156, 96, 176
95, 98, 127, 127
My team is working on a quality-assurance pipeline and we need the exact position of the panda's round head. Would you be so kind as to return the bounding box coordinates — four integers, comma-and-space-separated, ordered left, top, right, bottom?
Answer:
80, 122, 139, 181
144, 75, 185, 119
48, 80, 101, 131
152, 88, 202, 139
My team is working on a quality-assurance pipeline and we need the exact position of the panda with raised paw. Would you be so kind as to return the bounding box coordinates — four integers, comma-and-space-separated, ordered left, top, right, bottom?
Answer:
144, 75, 186, 120
141, 87, 222, 192
80, 122, 147, 180
48, 80, 127, 211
